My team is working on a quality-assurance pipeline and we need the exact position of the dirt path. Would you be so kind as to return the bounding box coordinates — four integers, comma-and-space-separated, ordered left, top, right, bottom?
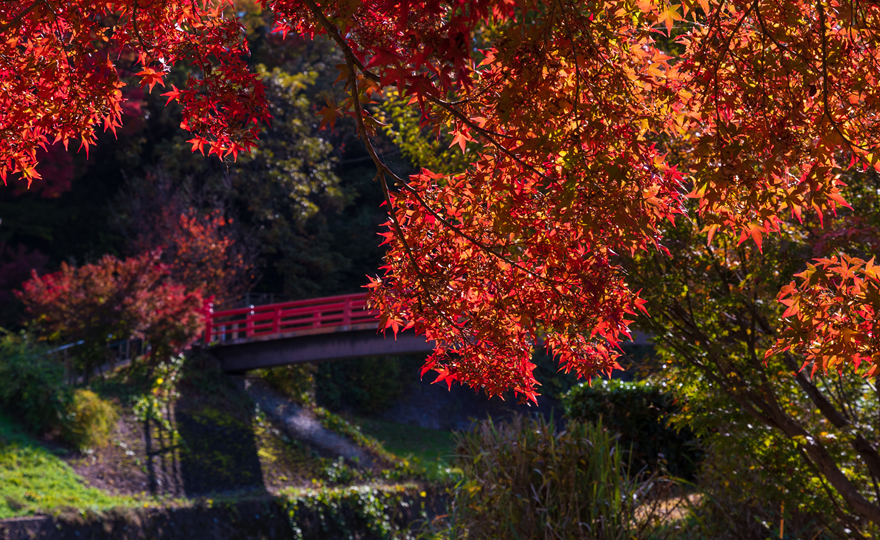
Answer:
238, 377, 374, 467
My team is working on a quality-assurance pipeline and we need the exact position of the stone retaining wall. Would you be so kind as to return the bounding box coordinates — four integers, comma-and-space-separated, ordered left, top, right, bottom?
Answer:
0, 487, 445, 540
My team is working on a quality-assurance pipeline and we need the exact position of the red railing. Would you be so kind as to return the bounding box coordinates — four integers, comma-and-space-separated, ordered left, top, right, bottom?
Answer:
205, 292, 379, 344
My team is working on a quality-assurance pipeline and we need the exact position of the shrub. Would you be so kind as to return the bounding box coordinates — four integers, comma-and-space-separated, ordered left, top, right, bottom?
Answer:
677, 438, 862, 539
563, 378, 701, 478
16, 251, 205, 377
442, 414, 668, 540
0, 331, 70, 434
316, 355, 409, 414
62, 389, 119, 450
255, 363, 316, 407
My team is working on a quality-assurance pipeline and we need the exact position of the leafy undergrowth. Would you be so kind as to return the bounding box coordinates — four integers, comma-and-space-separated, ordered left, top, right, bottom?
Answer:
348, 416, 458, 482
0, 413, 142, 518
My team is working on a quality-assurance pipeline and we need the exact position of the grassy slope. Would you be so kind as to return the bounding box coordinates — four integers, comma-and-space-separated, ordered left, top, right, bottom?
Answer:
0, 414, 137, 518
352, 417, 457, 480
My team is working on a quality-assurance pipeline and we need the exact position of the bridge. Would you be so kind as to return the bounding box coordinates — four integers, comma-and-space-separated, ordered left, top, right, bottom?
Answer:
53, 291, 651, 380
205, 292, 435, 373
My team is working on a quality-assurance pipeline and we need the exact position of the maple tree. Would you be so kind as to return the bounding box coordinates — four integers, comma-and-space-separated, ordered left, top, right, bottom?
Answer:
4, 0, 880, 423
15, 252, 205, 377
128, 200, 253, 307
166, 209, 250, 306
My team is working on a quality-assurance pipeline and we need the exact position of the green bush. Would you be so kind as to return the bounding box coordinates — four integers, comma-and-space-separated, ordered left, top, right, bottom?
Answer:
316, 355, 411, 414
0, 331, 71, 434
563, 378, 700, 478
0, 331, 119, 450
439, 415, 668, 540
255, 363, 317, 407
62, 389, 119, 450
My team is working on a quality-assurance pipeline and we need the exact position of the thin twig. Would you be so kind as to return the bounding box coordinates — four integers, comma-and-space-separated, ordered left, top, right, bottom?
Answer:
0, 0, 42, 34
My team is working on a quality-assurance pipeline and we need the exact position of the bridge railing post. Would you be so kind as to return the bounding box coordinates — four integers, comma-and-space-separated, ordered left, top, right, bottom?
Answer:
343, 297, 351, 326
204, 301, 214, 344
273, 307, 280, 335
246, 305, 255, 338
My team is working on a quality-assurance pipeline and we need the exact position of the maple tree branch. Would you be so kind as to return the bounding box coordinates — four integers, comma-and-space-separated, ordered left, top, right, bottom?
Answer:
40, 0, 77, 73
640, 241, 880, 524
396, 181, 565, 287
301, 0, 470, 335
304, 0, 550, 184
794, 443, 870, 535
563, 14, 582, 139
300, 0, 407, 189
752, 0, 812, 65
656, 321, 779, 425
759, 393, 880, 523
0, 0, 42, 34
652, 252, 880, 522
425, 96, 555, 185
781, 352, 880, 486
375, 171, 436, 313
666, 318, 880, 523
130, 1, 153, 55
300, 0, 378, 82
711, 3, 753, 133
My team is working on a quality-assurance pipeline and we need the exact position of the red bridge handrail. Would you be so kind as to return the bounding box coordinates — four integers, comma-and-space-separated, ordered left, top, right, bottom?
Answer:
205, 292, 379, 344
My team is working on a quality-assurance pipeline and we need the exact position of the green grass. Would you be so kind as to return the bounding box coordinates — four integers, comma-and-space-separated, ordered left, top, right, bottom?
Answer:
0, 413, 137, 518
350, 417, 458, 481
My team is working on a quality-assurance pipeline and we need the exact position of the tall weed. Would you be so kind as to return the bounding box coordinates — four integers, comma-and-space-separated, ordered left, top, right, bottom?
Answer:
437, 414, 671, 539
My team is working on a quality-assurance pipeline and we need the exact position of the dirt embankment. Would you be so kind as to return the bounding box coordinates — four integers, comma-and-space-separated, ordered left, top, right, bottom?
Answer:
62, 366, 392, 499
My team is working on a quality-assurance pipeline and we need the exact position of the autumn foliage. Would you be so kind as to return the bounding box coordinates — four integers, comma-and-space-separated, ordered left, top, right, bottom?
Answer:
768, 255, 880, 378
15, 251, 205, 373
4, 0, 880, 400
0, 0, 269, 185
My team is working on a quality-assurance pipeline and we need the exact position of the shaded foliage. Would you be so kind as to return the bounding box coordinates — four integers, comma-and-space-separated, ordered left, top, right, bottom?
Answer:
0, 332, 70, 435
564, 379, 701, 479
316, 355, 411, 415
624, 172, 880, 533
